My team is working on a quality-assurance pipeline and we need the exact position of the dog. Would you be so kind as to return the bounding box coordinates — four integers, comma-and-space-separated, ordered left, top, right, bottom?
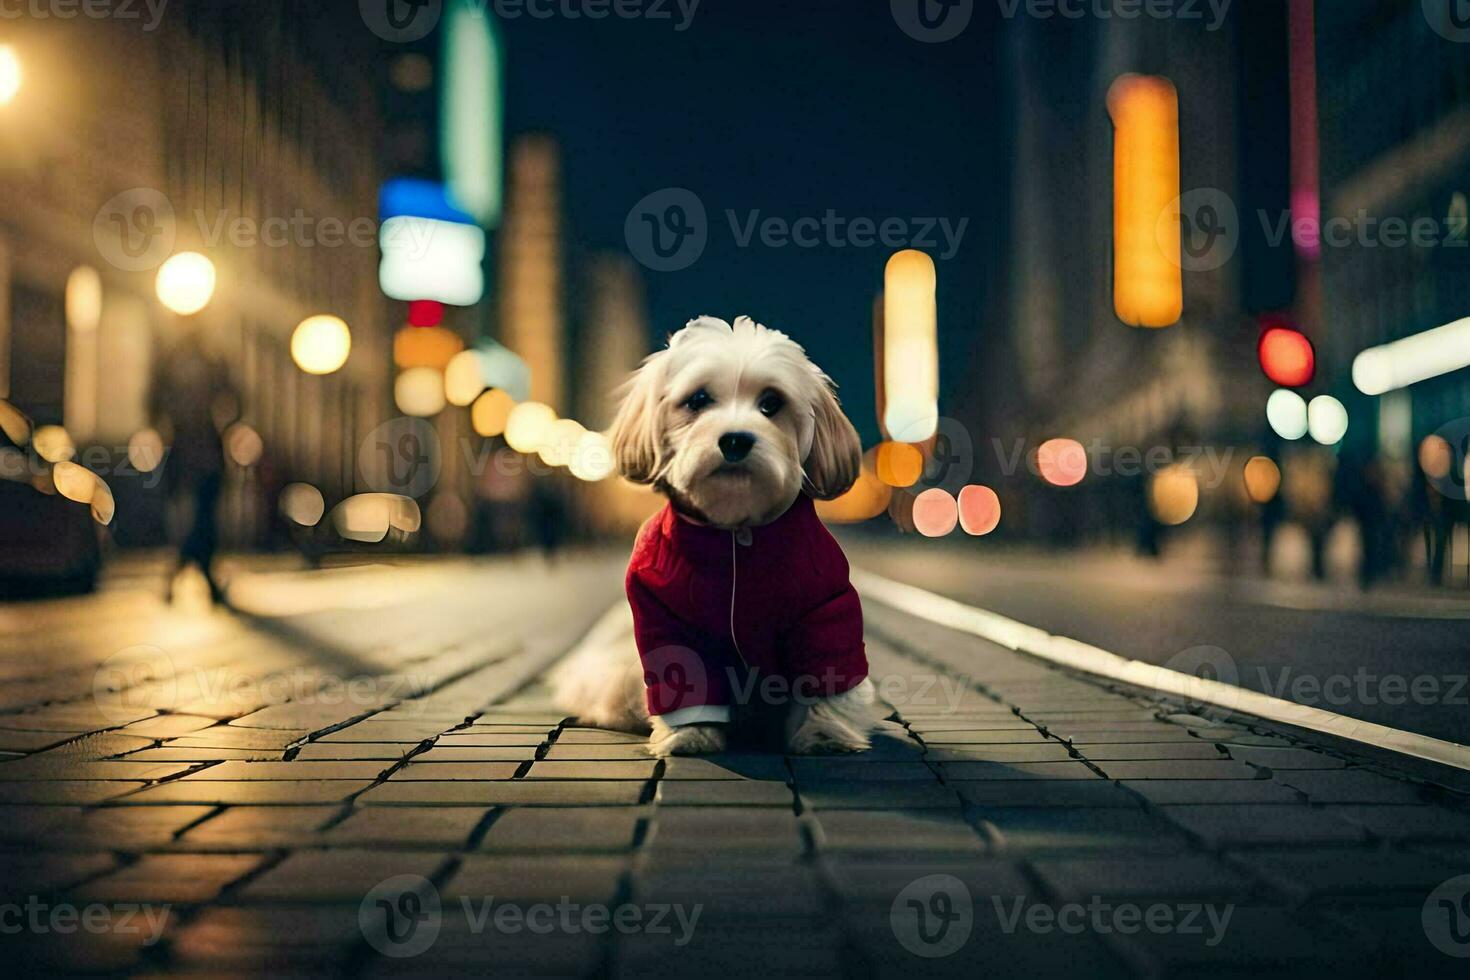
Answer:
552, 315, 882, 757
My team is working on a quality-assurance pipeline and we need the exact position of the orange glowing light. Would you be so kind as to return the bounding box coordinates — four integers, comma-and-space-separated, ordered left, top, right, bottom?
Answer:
393, 326, 464, 370
912, 487, 958, 537
815, 468, 892, 524
957, 485, 1001, 535
471, 389, 515, 438
1243, 456, 1281, 504
1037, 438, 1087, 487
1258, 328, 1315, 388
875, 442, 924, 487
1419, 435, 1452, 481
882, 250, 939, 442
1108, 74, 1182, 328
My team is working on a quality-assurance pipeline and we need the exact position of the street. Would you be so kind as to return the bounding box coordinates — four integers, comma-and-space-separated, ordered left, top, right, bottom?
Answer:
0, 551, 1467, 977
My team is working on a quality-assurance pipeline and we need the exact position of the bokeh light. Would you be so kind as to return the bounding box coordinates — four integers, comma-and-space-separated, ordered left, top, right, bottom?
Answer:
815, 468, 892, 524
427, 492, 469, 542
1108, 73, 1182, 328
128, 429, 165, 473
394, 326, 463, 370
224, 423, 263, 467
875, 442, 924, 488
882, 250, 939, 443
52, 461, 96, 505
33, 426, 75, 463
1306, 395, 1348, 446
957, 485, 1002, 535
1243, 456, 1282, 504
539, 418, 585, 467
1149, 464, 1199, 525
471, 389, 515, 437
505, 401, 555, 454
1258, 327, 1315, 387
570, 430, 615, 482
1419, 435, 1452, 481
395, 367, 447, 417
155, 252, 217, 315
66, 266, 102, 333
279, 483, 325, 527
913, 487, 958, 537
0, 46, 20, 106
332, 493, 421, 543
1266, 389, 1308, 441
291, 315, 352, 375
1037, 438, 1087, 487
444, 349, 487, 407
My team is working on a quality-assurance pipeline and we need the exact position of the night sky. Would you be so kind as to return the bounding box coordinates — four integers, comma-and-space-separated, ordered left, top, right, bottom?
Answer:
495, 0, 1008, 443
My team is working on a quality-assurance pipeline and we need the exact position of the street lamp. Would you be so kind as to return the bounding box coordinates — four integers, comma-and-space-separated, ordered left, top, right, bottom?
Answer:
0, 46, 21, 106
155, 252, 216, 315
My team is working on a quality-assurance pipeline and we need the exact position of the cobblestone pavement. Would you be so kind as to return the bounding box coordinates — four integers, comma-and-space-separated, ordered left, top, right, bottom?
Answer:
3, 553, 1470, 978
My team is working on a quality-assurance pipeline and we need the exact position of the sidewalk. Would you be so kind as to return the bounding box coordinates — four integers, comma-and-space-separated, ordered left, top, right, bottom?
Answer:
1, 554, 1468, 977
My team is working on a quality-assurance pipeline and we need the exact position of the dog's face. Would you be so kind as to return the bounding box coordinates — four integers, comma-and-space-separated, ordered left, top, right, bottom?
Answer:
611, 316, 862, 528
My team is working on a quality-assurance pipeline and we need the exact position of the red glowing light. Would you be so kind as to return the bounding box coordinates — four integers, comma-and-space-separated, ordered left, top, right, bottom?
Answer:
408, 300, 445, 328
1037, 439, 1087, 488
1258, 327, 1315, 388
957, 485, 1001, 536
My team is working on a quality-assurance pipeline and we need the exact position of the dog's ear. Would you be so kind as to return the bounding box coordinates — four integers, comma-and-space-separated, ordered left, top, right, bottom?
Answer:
803, 371, 862, 500
610, 350, 667, 484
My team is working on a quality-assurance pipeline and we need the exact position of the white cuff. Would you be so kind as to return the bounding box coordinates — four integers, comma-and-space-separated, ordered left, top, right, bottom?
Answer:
657, 704, 731, 727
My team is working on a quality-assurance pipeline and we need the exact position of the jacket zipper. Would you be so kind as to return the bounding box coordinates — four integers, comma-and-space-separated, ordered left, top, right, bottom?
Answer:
728, 530, 749, 667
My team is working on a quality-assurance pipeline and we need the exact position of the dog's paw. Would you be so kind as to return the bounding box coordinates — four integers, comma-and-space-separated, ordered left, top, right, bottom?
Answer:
787, 714, 870, 755
647, 722, 727, 758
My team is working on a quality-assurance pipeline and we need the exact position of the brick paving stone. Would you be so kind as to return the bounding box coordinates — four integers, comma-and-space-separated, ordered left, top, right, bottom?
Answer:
59, 805, 217, 849
117, 746, 284, 762
553, 729, 645, 744
445, 854, 626, 903
5, 910, 179, 974
660, 755, 790, 780
291, 741, 423, 761
171, 727, 311, 749
789, 759, 935, 782
423, 731, 549, 747
323, 805, 487, 848
120, 714, 219, 738
370, 927, 604, 977
1, 852, 118, 895
0, 780, 145, 804
524, 760, 656, 780
543, 743, 652, 761
796, 780, 961, 810
409, 745, 539, 763
237, 850, 448, 903
647, 807, 805, 855
634, 865, 826, 918
1032, 854, 1260, 902
956, 780, 1141, 808
389, 761, 522, 780
1066, 729, 1206, 744
114, 779, 374, 805
477, 807, 643, 852
1276, 769, 1427, 804
1107, 905, 1359, 978
317, 721, 458, 742
908, 719, 1040, 733
1119, 779, 1303, 806
917, 729, 1052, 745
1158, 804, 1371, 848
616, 923, 844, 980
808, 810, 986, 853
76, 853, 266, 904
924, 743, 1079, 763
1094, 759, 1262, 780
977, 807, 1189, 853
1070, 741, 1228, 762
360, 780, 645, 806
168, 906, 362, 970
0, 760, 191, 781
0, 732, 74, 752
32, 732, 156, 759
0, 705, 153, 731
1223, 745, 1348, 770
181, 760, 391, 780
823, 858, 1034, 905
938, 760, 1104, 781
1231, 848, 1457, 903
1316, 906, 1468, 971
1324, 804, 1470, 841
178, 805, 341, 847
655, 780, 794, 807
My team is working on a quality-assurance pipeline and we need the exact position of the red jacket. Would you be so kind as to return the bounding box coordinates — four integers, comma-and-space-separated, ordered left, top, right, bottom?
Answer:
626, 494, 868, 724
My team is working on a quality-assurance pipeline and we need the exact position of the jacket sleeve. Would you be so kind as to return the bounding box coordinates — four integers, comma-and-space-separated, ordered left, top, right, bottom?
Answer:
626, 567, 733, 722
782, 578, 868, 699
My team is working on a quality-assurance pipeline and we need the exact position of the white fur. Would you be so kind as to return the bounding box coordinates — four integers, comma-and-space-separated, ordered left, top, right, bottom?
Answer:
553, 315, 873, 757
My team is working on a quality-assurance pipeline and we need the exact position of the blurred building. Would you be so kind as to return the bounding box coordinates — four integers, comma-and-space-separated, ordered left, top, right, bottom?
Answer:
996, 3, 1295, 543
1314, 1, 1470, 452
0, 3, 391, 547
499, 134, 566, 412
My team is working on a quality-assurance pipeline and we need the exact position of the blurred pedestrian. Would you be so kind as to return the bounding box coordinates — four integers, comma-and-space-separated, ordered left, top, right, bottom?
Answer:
148, 327, 238, 605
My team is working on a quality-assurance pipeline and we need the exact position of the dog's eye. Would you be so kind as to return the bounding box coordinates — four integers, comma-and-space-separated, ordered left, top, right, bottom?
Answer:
758, 391, 785, 417
683, 389, 713, 413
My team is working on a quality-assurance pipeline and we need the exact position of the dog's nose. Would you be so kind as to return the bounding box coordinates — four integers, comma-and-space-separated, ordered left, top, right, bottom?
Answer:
719, 431, 756, 463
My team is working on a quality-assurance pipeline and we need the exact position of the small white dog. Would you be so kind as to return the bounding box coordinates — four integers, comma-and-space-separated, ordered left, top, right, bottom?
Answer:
553, 316, 881, 757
